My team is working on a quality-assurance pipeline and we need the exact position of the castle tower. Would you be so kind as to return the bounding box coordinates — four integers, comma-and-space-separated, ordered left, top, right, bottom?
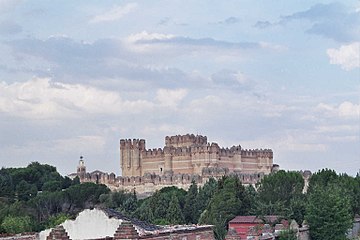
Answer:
120, 139, 145, 177
163, 146, 173, 175
77, 156, 86, 180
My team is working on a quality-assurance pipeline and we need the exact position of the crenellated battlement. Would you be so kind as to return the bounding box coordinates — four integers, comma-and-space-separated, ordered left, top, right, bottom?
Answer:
241, 149, 273, 158
165, 134, 208, 148
143, 148, 164, 157
120, 139, 146, 150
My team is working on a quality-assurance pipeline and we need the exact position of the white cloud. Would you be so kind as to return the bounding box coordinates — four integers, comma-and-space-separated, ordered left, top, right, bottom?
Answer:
327, 42, 360, 70
127, 31, 175, 42
0, 78, 153, 119
317, 101, 360, 119
155, 88, 187, 107
90, 3, 138, 23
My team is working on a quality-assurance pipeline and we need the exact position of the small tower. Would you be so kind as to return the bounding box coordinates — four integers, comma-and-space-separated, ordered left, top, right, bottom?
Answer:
77, 156, 86, 180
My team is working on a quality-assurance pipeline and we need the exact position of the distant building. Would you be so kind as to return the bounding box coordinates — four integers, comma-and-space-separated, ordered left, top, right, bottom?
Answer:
120, 134, 274, 177
70, 134, 278, 195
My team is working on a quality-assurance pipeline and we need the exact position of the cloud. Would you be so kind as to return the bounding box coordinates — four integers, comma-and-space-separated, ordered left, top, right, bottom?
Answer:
254, 21, 272, 29
211, 69, 251, 90
327, 42, 360, 70
256, 3, 360, 42
127, 31, 284, 52
317, 101, 360, 119
5, 36, 194, 87
131, 31, 259, 49
0, 78, 153, 119
215, 17, 239, 25
155, 88, 188, 107
89, 3, 138, 23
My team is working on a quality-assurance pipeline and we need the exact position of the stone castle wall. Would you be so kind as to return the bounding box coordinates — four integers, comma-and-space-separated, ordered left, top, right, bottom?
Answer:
79, 167, 265, 196
120, 134, 274, 177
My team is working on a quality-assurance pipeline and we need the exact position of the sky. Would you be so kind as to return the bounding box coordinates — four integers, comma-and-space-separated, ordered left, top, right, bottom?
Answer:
0, 0, 359, 176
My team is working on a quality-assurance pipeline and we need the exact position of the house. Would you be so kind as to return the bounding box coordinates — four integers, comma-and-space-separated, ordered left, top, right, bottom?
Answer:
227, 216, 281, 239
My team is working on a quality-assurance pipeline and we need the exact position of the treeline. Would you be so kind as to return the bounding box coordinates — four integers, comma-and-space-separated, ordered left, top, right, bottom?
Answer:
1, 163, 360, 240
0, 162, 109, 233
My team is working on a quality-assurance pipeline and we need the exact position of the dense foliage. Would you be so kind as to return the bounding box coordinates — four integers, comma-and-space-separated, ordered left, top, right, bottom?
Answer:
1, 163, 359, 240
0, 162, 109, 233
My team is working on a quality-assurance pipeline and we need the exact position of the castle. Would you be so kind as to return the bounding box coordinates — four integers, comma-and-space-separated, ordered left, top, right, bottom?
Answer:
120, 134, 274, 177
74, 134, 277, 195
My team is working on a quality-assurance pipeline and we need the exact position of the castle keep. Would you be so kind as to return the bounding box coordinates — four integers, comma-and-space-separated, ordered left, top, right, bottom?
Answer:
120, 134, 274, 177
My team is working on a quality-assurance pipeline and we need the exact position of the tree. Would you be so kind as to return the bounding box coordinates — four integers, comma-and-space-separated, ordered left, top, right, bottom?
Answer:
16, 180, 37, 201
183, 180, 198, 223
166, 193, 185, 224
64, 182, 110, 210
256, 170, 304, 206
1, 215, 32, 233
196, 178, 218, 221
0, 169, 14, 200
45, 213, 69, 228
135, 200, 154, 222
199, 176, 248, 240
255, 170, 305, 221
30, 191, 65, 222
153, 193, 169, 221
305, 185, 353, 240
42, 180, 62, 192
307, 169, 338, 194
309, 169, 360, 216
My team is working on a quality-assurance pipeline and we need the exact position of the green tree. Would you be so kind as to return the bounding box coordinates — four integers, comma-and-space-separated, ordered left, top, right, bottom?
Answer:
42, 180, 62, 192
1, 215, 32, 233
30, 191, 65, 222
196, 178, 218, 221
16, 180, 37, 201
309, 169, 360, 216
166, 193, 185, 224
255, 170, 305, 221
307, 169, 338, 194
305, 185, 353, 240
199, 176, 248, 240
46, 213, 69, 228
134, 186, 186, 225
153, 193, 169, 220
135, 200, 154, 222
183, 180, 198, 223
0, 169, 14, 201
64, 182, 110, 209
